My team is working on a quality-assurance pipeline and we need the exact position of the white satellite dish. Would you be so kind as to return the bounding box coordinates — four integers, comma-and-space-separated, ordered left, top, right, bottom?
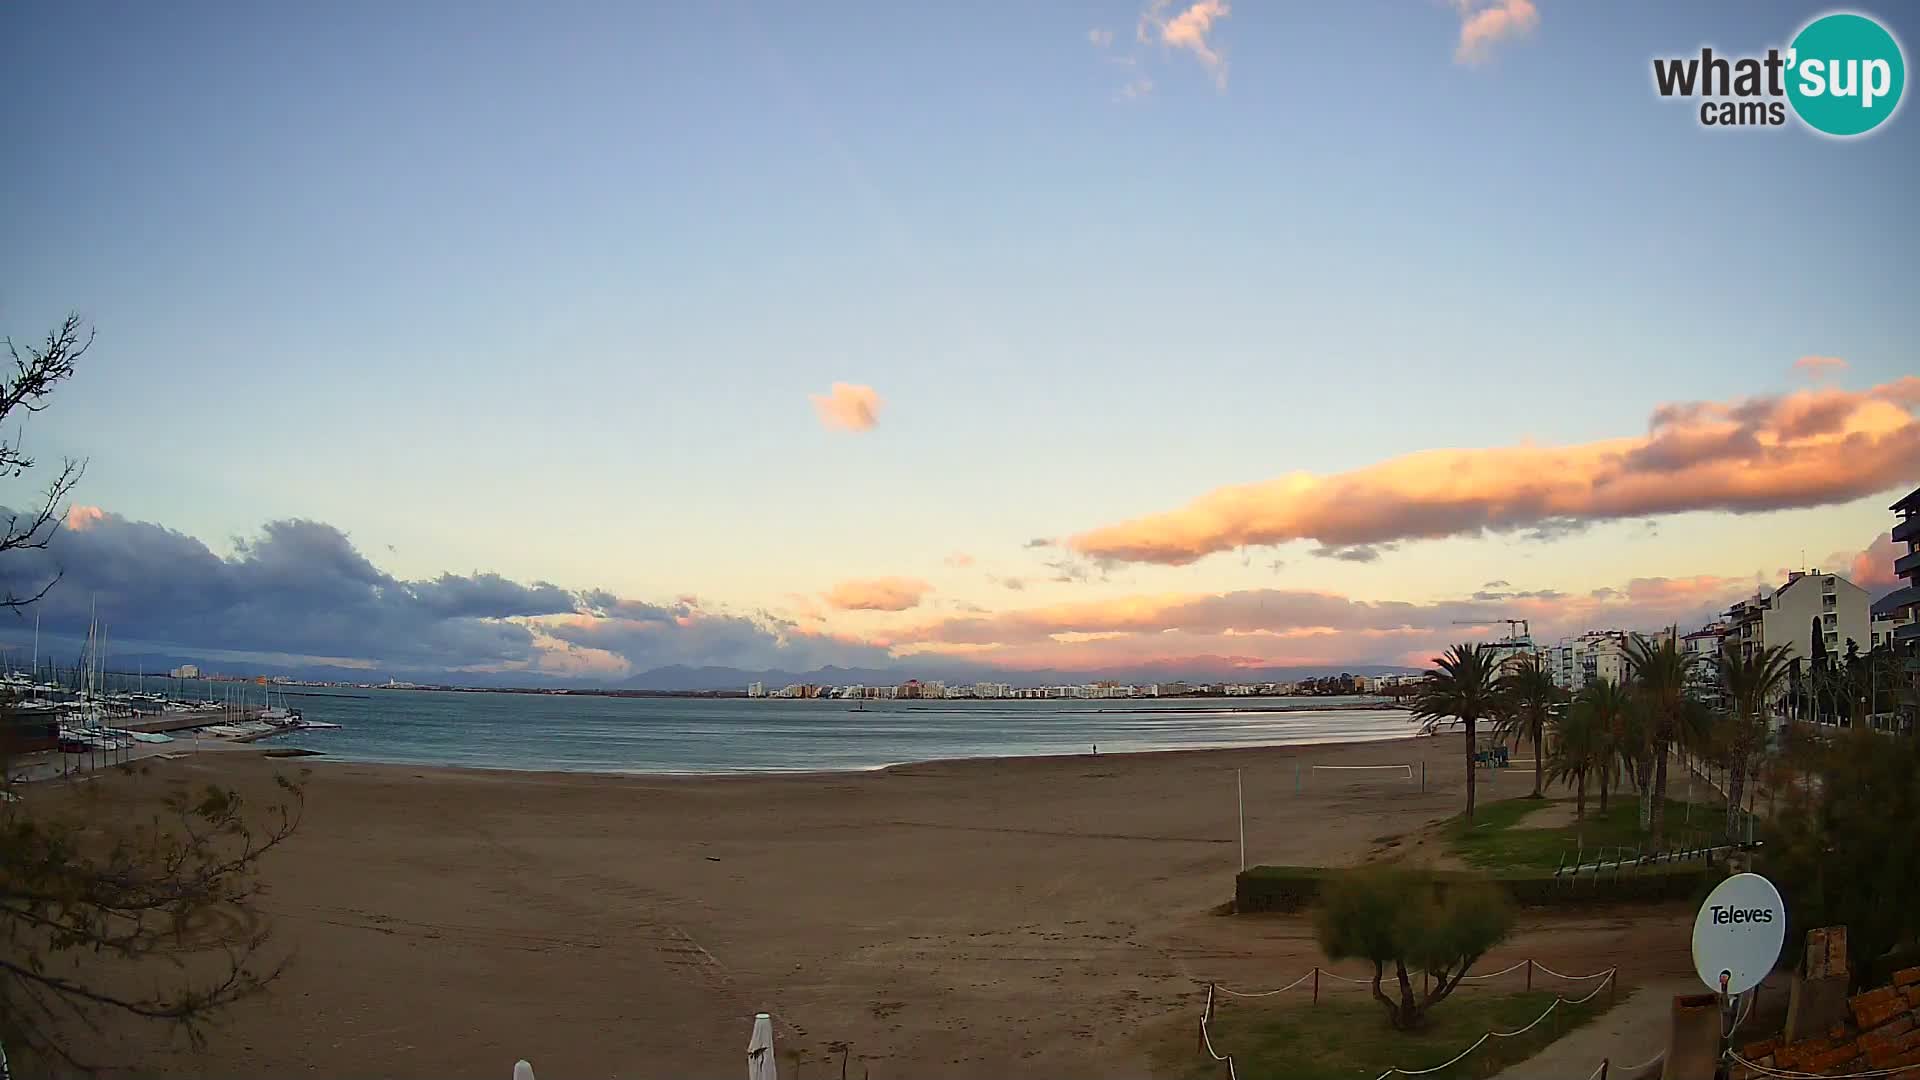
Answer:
1691, 872, 1785, 996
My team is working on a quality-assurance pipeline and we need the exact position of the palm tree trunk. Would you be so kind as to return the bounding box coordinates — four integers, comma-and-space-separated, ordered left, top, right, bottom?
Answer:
1599, 767, 1610, 812
1531, 722, 1544, 798
1650, 736, 1670, 844
1726, 759, 1746, 843
1576, 772, 1587, 819
1464, 716, 1478, 821
1638, 757, 1653, 831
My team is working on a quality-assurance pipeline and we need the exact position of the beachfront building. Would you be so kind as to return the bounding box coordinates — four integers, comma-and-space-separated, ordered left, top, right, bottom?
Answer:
170, 664, 199, 679
1546, 631, 1629, 691
747, 681, 765, 698
1872, 596, 1912, 651
974, 681, 1012, 699
1725, 570, 1870, 666
1891, 486, 1920, 649
1681, 621, 1731, 704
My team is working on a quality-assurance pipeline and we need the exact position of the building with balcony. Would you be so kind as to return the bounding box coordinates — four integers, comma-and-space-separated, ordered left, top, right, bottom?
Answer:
1724, 570, 1870, 666
1894, 486, 1920, 647
1546, 630, 1629, 691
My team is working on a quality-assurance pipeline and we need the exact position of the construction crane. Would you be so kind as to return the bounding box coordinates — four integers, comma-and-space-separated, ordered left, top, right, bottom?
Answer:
1452, 618, 1531, 642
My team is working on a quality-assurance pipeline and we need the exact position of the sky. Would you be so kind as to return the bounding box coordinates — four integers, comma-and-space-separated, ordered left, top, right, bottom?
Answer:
1, 0, 1916, 683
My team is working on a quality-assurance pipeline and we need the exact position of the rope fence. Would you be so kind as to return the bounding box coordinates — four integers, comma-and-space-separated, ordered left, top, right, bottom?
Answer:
1197, 962, 1620, 1080
1368, 971, 1617, 1080
1214, 958, 1617, 997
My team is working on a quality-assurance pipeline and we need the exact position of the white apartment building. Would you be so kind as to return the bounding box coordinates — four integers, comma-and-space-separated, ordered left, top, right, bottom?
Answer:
1546, 631, 1629, 691
747, 681, 765, 698
170, 664, 200, 680
1725, 570, 1869, 665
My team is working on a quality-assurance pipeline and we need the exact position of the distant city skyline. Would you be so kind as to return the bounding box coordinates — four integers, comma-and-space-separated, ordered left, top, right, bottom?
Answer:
2, 1, 1916, 681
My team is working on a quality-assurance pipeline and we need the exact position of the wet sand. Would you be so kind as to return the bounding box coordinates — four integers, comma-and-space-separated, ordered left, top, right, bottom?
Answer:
52, 735, 1697, 1079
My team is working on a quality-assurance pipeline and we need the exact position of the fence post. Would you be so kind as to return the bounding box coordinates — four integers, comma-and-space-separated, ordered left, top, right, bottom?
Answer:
1600, 1059, 1609, 1079
1313, 967, 1319, 1005
1527, 959, 1533, 991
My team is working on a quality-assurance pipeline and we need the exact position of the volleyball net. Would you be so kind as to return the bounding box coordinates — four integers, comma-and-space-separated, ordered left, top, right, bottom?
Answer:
1307, 763, 1414, 786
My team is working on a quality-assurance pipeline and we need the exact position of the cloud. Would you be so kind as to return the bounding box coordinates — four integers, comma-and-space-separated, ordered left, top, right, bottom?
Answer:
1070, 376, 1920, 566
877, 571, 1755, 670
1139, 0, 1230, 88
1023, 537, 1054, 548
943, 552, 975, 568
1117, 76, 1154, 100
1483, 579, 1512, 589
1089, 27, 1115, 48
822, 576, 933, 612
1827, 532, 1904, 597
991, 576, 1027, 591
1312, 544, 1388, 563
808, 382, 883, 432
0, 507, 887, 681
1453, 0, 1538, 64
1794, 355, 1849, 380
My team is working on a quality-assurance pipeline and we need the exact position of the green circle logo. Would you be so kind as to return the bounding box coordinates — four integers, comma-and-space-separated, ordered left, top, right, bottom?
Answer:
1786, 13, 1906, 136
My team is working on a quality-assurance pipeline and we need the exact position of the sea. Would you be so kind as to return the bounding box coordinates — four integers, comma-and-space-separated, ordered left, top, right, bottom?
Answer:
250, 688, 1415, 775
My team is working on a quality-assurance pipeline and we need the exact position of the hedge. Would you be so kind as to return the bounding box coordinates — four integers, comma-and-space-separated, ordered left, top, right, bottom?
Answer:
1235, 862, 1719, 914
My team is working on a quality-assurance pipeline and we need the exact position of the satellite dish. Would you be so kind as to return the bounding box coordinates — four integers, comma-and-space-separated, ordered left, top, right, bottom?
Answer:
1691, 872, 1785, 996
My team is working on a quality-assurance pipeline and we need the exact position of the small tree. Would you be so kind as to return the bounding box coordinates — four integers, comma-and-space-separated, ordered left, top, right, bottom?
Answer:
1623, 632, 1694, 844
1716, 643, 1793, 843
1577, 678, 1634, 813
0, 313, 303, 1069
1411, 644, 1505, 823
1546, 703, 1603, 819
1494, 653, 1564, 800
1769, 728, 1920, 989
1314, 869, 1515, 1030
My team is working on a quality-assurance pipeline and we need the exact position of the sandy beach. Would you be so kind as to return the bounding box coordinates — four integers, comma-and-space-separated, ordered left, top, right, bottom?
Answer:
52, 735, 1700, 1078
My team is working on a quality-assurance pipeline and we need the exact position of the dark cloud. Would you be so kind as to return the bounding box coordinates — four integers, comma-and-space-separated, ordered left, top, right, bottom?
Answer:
1023, 538, 1054, 549
1482, 580, 1511, 589
0, 507, 882, 680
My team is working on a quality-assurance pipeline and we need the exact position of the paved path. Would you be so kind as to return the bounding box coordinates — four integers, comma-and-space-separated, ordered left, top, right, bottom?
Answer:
1486, 979, 1686, 1080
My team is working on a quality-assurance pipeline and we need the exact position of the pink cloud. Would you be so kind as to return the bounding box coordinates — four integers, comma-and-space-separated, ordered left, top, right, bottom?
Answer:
1070, 377, 1920, 566
822, 576, 934, 612
872, 572, 1754, 670
1828, 532, 1903, 595
809, 382, 883, 432
944, 552, 975, 568
1140, 0, 1230, 88
64, 504, 106, 531
1454, 0, 1538, 65
1794, 355, 1849, 380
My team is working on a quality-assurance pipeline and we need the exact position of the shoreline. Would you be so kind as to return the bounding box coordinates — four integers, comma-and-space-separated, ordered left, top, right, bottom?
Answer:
272, 725, 1439, 784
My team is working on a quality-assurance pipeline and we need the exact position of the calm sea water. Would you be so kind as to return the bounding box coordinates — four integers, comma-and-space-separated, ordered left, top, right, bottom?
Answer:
250, 689, 1415, 774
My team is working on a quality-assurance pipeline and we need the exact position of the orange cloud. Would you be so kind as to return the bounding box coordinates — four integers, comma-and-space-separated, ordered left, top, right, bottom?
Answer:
1140, 0, 1230, 88
1794, 355, 1849, 379
823, 576, 933, 612
1454, 0, 1538, 64
943, 552, 975, 568
809, 382, 883, 432
1070, 377, 1920, 566
64, 505, 106, 531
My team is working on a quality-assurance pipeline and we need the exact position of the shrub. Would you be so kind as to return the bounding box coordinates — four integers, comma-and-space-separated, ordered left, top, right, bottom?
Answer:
1236, 862, 1716, 914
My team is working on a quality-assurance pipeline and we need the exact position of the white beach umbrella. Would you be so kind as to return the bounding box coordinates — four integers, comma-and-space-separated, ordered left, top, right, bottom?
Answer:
512, 1060, 536, 1080
747, 1012, 778, 1080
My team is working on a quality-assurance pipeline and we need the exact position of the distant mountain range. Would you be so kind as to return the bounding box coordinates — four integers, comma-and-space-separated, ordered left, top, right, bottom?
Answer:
7, 633, 1420, 692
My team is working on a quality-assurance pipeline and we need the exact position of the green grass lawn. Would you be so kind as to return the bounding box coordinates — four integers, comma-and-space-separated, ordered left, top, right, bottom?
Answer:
1150, 989, 1615, 1080
1448, 794, 1729, 871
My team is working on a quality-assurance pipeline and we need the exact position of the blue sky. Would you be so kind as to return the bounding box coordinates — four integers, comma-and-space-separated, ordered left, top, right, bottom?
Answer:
1, 1, 1915, 679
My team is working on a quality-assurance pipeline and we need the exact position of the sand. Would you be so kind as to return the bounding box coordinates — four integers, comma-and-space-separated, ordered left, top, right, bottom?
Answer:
38, 735, 1700, 1079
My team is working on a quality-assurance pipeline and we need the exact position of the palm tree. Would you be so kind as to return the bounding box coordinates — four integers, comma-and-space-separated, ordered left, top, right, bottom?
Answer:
1494, 653, 1565, 799
1411, 643, 1505, 823
1574, 678, 1632, 813
1546, 705, 1604, 819
1717, 643, 1793, 843
1623, 631, 1694, 845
